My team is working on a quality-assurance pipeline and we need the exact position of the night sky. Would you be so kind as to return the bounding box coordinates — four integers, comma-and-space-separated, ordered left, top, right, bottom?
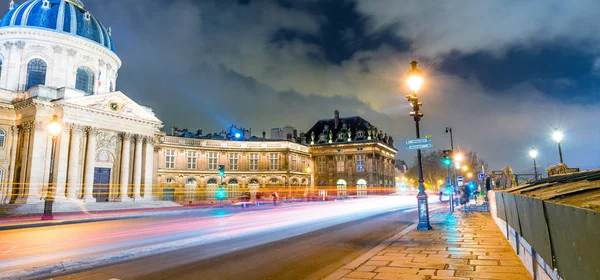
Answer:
4, 0, 600, 174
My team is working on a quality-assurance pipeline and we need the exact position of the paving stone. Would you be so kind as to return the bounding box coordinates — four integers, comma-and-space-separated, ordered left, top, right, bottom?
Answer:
417, 269, 436, 275
375, 267, 419, 274
469, 259, 499, 266
346, 271, 377, 279
364, 260, 390, 266
435, 270, 455, 276
389, 261, 447, 270
446, 264, 474, 271
476, 265, 530, 273
373, 273, 425, 280
357, 266, 377, 272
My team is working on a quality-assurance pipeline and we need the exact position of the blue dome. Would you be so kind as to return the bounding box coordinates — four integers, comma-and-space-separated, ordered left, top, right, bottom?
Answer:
0, 0, 115, 53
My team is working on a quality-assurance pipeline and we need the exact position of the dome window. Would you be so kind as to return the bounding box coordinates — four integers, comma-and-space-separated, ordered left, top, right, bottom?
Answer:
42, 0, 50, 9
76, 67, 95, 95
26, 59, 47, 91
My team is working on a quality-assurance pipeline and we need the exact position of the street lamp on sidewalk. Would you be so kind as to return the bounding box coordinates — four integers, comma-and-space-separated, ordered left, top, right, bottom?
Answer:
42, 115, 63, 220
405, 61, 431, 231
552, 129, 564, 164
529, 147, 538, 180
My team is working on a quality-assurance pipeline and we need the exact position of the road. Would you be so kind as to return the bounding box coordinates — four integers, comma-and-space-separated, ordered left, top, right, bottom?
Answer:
0, 196, 443, 279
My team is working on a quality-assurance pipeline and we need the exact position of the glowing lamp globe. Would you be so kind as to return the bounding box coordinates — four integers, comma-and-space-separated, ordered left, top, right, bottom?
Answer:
552, 130, 563, 143
306, 167, 311, 173
406, 61, 423, 93
529, 148, 538, 159
47, 115, 62, 138
454, 153, 464, 163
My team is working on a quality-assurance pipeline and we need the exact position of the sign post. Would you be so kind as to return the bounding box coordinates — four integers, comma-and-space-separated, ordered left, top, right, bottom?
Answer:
457, 175, 464, 187
405, 138, 433, 150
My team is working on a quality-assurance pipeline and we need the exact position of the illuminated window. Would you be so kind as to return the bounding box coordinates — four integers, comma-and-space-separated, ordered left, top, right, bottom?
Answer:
0, 129, 5, 148
165, 149, 175, 169
336, 156, 345, 172
318, 157, 326, 173
291, 154, 297, 171
186, 151, 197, 169
357, 179, 367, 196
249, 153, 258, 171
26, 59, 47, 90
228, 179, 239, 198
269, 153, 279, 170
207, 178, 218, 200
208, 152, 218, 170
336, 179, 347, 197
75, 66, 94, 95
185, 178, 196, 201
301, 156, 306, 171
229, 153, 239, 170
356, 154, 365, 171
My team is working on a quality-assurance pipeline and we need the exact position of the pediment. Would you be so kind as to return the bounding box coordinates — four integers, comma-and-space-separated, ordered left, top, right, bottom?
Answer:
57, 91, 161, 123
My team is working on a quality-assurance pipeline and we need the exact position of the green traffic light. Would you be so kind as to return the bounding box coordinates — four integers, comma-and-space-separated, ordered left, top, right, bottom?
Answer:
442, 157, 452, 167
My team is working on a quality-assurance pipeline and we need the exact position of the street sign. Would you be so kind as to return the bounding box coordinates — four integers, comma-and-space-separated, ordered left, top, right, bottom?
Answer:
478, 173, 485, 181
457, 175, 464, 186
405, 143, 433, 150
405, 138, 432, 145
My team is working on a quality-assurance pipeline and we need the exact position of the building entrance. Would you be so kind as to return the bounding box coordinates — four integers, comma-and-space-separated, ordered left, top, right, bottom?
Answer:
93, 168, 111, 202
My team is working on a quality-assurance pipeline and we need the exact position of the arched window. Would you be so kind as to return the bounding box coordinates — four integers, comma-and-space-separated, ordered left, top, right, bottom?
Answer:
336, 179, 347, 197
0, 129, 5, 148
185, 179, 196, 201
207, 178, 218, 200
228, 179, 239, 199
26, 59, 47, 90
357, 179, 367, 196
0, 59, 3, 80
76, 66, 94, 95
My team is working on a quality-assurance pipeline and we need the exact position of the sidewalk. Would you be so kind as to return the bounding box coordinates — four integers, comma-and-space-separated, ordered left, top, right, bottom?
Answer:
326, 211, 532, 280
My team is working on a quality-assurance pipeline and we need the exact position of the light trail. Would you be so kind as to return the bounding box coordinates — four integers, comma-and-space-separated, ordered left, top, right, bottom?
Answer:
0, 196, 442, 278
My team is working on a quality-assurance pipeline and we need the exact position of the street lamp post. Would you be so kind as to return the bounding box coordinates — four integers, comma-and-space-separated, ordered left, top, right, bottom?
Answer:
405, 61, 431, 231
529, 147, 538, 180
552, 129, 564, 164
42, 115, 62, 220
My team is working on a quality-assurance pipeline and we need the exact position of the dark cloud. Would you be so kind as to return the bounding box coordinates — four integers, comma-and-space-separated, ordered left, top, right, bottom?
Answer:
8, 0, 597, 173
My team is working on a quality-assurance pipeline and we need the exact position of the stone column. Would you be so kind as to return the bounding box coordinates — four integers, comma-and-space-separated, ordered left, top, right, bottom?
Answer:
119, 133, 132, 202
143, 136, 155, 200
3, 126, 19, 204
132, 135, 143, 200
83, 127, 97, 203
53, 125, 71, 201
67, 125, 83, 200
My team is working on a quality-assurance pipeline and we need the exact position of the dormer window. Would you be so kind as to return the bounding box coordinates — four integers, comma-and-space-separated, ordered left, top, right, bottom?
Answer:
337, 132, 345, 142
356, 130, 365, 139
319, 134, 327, 143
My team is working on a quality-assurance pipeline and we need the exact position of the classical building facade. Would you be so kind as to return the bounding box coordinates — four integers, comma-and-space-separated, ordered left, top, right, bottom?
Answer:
305, 110, 397, 196
0, 0, 164, 209
156, 135, 311, 203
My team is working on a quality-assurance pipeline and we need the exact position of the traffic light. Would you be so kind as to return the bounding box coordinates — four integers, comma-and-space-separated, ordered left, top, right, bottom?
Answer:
216, 187, 227, 200
442, 156, 452, 167
218, 165, 225, 177
442, 150, 453, 167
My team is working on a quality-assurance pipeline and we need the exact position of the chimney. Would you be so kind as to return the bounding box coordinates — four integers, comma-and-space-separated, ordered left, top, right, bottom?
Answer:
262, 131, 266, 139
171, 124, 177, 136
334, 110, 340, 129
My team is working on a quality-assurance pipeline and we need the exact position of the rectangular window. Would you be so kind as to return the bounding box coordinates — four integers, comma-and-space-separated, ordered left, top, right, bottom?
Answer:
291, 154, 297, 171
187, 151, 197, 169
249, 153, 258, 171
208, 152, 218, 170
270, 153, 279, 170
301, 156, 306, 172
356, 154, 365, 171
165, 149, 176, 169
336, 156, 345, 172
229, 153, 239, 170
318, 157, 326, 173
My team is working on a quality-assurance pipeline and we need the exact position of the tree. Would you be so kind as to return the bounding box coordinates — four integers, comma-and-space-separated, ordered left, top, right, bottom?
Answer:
405, 149, 488, 192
